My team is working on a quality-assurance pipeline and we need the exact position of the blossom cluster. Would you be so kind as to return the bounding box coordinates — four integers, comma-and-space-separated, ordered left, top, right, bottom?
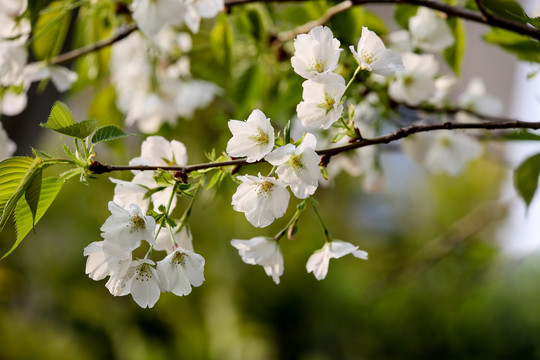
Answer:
110, 30, 221, 133
85, 136, 205, 308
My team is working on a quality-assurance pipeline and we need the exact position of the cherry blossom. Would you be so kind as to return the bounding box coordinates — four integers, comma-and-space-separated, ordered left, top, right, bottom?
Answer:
291, 25, 342, 79
231, 237, 284, 284
409, 7, 454, 52
265, 133, 320, 199
132, 0, 185, 37
232, 174, 290, 228
156, 248, 205, 296
296, 73, 346, 129
0, 122, 16, 160
226, 109, 275, 163
457, 77, 502, 120
306, 240, 368, 280
155, 224, 194, 254
389, 52, 438, 106
349, 27, 404, 76
83, 241, 131, 281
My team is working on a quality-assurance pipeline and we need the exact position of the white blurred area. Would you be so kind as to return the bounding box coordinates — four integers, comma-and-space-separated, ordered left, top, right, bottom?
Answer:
499, 0, 540, 255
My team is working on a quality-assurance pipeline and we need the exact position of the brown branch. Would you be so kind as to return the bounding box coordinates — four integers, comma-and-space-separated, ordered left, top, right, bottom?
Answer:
276, 0, 353, 42
48, 24, 138, 66
225, 0, 540, 41
89, 117, 540, 175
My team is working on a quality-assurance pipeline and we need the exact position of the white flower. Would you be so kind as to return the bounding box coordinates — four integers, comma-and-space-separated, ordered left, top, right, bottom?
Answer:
389, 52, 438, 106
0, 121, 16, 160
296, 73, 345, 129
349, 27, 404, 76
409, 7, 454, 52
231, 237, 284, 284
130, 135, 188, 168
429, 75, 457, 106
0, 87, 27, 116
457, 77, 502, 119
401, 130, 482, 176
232, 174, 290, 228
226, 109, 275, 162
132, 0, 185, 37
291, 25, 342, 79
155, 224, 194, 254
156, 248, 205, 296
387, 30, 413, 53
100, 202, 156, 252
129, 260, 161, 308
0, 0, 28, 18
0, 43, 27, 87
23, 63, 78, 92
265, 133, 320, 199
83, 241, 131, 281
183, 0, 224, 34
306, 240, 368, 280
175, 80, 221, 118
109, 178, 150, 214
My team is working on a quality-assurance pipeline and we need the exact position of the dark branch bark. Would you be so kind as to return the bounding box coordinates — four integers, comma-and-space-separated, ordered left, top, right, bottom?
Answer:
89, 118, 540, 175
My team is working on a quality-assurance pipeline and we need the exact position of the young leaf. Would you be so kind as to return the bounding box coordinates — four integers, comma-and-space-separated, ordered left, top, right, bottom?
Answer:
91, 125, 128, 144
514, 153, 540, 207
31, 1, 72, 60
3, 177, 64, 259
42, 101, 76, 129
443, 18, 466, 76
484, 29, 540, 63
24, 169, 43, 226
478, 0, 528, 24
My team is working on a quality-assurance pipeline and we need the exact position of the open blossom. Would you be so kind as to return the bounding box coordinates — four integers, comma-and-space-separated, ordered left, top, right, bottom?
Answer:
226, 109, 275, 162
296, 73, 345, 129
232, 174, 290, 228
132, 0, 185, 37
183, 0, 224, 34
389, 52, 438, 106
291, 25, 342, 79
306, 240, 368, 280
155, 224, 194, 253
100, 202, 156, 252
401, 129, 482, 176
265, 133, 320, 199
457, 77, 502, 119
231, 237, 284, 284
83, 241, 131, 281
24, 63, 78, 92
350, 27, 404, 76
409, 7, 454, 52
156, 248, 205, 296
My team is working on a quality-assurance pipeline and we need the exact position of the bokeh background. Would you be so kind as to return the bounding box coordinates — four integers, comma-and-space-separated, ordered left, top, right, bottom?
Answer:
2, 1, 540, 359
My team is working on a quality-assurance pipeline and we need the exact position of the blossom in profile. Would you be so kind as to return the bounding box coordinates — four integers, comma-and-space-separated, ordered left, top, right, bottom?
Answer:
291, 25, 343, 79
100, 202, 157, 252
183, 0, 224, 34
296, 73, 346, 129
457, 77, 502, 120
265, 133, 320, 199
388, 52, 438, 106
155, 224, 194, 254
83, 241, 131, 281
231, 237, 284, 284
157, 249, 205, 296
306, 240, 368, 280
226, 109, 275, 163
350, 27, 404, 76
409, 7, 454, 52
232, 174, 290, 228
132, 0, 185, 37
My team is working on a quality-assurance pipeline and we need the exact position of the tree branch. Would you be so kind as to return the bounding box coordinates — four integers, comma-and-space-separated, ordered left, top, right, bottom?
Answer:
225, 0, 540, 41
89, 117, 540, 175
48, 24, 138, 66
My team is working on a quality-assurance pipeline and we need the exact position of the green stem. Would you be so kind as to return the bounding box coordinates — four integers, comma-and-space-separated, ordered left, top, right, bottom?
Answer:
310, 198, 331, 243
273, 199, 308, 241
339, 65, 361, 105
145, 181, 179, 259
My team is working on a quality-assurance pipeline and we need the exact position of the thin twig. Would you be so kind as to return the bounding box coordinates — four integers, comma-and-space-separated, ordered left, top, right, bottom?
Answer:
276, 0, 353, 42
89, 117, 540, 175
48, 24, 138, 66
225, 0, 540, 41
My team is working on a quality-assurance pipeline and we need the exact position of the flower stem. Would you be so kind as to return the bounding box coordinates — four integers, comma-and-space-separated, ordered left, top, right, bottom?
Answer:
310, 198, 331, 243
146, 181, 179, 259
273, 199, 308, 241
339, 65, 361, 105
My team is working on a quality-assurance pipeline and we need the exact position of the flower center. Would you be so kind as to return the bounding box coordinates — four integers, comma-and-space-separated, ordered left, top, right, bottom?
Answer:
130, 214, 146, 232
289, 154, 304, 170
251, 129, 269, 146
309, 59, 325, 73
171, 251, 186, 266
135, 263, 153, 282
257, 181, 274, 196
362, 51, 377, 64
403, 76, 414, 86
439, 136, 452, 148
319, 93, 336, 114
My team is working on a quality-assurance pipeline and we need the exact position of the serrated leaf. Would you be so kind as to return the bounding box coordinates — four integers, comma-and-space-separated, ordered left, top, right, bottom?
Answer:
91, 125, 128, 144
44, 119, 98, 139
443, 18, 466, 76
42, 101, 76, 129
31, 1, 72, 60
24, 169, 42, 226
514, 153, 540, 207
4, 177, 64, 259
0, 157, 43, 233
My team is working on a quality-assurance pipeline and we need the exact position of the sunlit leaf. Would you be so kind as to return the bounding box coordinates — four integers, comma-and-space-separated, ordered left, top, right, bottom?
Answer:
514, 153, 540, 207
91, 125, 128, 145
31, 1, 72, 60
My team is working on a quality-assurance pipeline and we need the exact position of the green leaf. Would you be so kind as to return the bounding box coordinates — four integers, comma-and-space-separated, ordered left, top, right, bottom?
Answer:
3, 177, 64, 259
31, 1, 72, 60
514, 153, 540, 207
502, 131, 540, 141
0, 157, 43, 233
41, 102, 98, 139
210, 13, 234, 69
91, 125, 128, 145
443, 18, 466, 76
206, 170, 223, 190
484, 29, 540, 63
24, 169, 43, 226
393, 4, 417, 29
478, 0, 528, 24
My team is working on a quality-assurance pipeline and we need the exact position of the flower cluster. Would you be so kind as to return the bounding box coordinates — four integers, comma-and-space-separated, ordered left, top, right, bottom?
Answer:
86, 136, 205, 308
110, 30, 221, 133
